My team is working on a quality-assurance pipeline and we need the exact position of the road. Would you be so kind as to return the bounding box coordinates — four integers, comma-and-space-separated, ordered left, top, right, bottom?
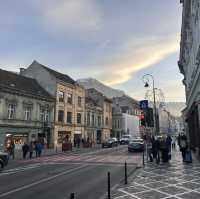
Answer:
0, 146, 142, 199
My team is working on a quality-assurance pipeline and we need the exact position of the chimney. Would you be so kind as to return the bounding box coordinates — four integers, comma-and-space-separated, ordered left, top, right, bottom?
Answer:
20, 68, 26, 75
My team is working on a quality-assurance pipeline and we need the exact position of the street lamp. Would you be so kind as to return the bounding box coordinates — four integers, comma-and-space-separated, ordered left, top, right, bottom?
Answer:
142, 74, 157, 136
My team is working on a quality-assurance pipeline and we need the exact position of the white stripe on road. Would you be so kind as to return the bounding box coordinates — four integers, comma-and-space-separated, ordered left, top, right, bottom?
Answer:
0, 164, 89, 198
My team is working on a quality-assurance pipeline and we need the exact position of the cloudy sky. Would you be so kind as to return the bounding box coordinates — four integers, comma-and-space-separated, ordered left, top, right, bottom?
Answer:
0, 0, 185, 102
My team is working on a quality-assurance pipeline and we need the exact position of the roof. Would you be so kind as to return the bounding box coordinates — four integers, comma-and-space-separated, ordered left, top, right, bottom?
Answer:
0, 68, 54, 101
31, 60, 75, 85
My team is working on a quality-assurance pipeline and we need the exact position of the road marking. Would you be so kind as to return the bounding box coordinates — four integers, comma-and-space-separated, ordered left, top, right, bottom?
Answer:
0, 164, 89, 198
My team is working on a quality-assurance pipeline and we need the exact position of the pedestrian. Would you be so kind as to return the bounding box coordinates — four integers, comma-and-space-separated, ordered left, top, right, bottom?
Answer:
35, 142, 43, 157
10, 141, 15, 160
179, 134, 188, 162
160, 136, 169, 163
73, 137, 76, 147
22, 142, 29, 159
77, 137, 81, 148
29, 141, 34, 159
152, 136, 160, 164
147, 137, 153, 162
166, 135, 172, 160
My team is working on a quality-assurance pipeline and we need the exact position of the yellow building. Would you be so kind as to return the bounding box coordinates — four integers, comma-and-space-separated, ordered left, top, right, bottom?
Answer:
21, 61, 85, 148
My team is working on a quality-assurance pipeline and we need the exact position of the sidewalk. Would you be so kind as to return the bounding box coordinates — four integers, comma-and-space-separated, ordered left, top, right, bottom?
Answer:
112, 149, 200, 199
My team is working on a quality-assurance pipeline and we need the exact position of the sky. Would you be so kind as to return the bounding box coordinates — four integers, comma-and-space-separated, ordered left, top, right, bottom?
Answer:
0, 0, 185, 102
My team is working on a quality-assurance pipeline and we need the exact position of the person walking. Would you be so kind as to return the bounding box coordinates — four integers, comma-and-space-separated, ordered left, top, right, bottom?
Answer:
166, 135, 172, 160
35, 142, 43, 157
9, 141, 15, 160
22, 142, 29, 159
29, 141, 34, 159
152, 136, 160, 164
179, 134, 188, 162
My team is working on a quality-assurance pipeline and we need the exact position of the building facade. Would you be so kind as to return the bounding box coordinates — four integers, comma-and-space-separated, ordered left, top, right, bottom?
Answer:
85, 97, 103, 143
86, 88, 112, 142
21, 61, 85, 148
0, 69, 55, 151
178, 0, 200, 153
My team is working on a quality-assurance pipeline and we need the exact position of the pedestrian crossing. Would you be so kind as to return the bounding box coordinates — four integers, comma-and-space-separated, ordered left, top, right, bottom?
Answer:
20, 151, 143, 167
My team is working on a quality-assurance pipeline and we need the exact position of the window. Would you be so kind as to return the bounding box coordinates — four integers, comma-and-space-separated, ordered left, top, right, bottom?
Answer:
78, 96, 82, 107
58, 110, 64, 122
67, 112, 72, 124
98, 116, 101, 127
87, 113, 90, 126
77, 113, 82, 124
40, 108, 44, 122
8, 104, 16, 119
44, 110, 49, 122
24, 107, 31, 121
92, 114, 95, 126
105, 117, 109, 126
58, 91, 64, 102
67, 93, 73, 104
117, 119, 120, 128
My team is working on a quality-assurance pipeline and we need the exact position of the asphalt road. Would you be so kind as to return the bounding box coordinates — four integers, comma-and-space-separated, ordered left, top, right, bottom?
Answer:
0, 146, 142, 199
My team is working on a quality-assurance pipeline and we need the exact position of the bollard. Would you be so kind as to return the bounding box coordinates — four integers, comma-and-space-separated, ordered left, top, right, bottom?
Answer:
143, 149, 145, 167
125, 161, 128, 185
70, 193, 75, 199
107, 172, 111, 199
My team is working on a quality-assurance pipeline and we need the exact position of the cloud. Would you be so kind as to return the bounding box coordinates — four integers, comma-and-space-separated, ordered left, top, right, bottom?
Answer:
35, 0, 102, 34
95, 34, 180, 86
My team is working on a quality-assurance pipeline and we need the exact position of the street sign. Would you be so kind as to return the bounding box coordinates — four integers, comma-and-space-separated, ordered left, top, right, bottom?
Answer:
140, 100, 148, 109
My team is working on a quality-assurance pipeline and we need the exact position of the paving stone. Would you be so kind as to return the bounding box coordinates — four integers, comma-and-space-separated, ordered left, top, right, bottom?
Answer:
178, 191, 200, 199
145, 182, 169, 189
135, 190, 168, 199
178, 182, 200, 190
123, 185, 148, 194
159, 186, 187, 195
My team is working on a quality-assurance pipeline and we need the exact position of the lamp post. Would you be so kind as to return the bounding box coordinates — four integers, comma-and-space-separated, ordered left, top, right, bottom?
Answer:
142, 74, 157, 136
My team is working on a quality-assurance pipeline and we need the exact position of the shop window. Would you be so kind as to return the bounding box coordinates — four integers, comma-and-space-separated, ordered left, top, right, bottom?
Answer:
67, 112, 72, 124
8, 104, 16, 119
24, 107, 31, 121
58, 91, 64, 102
58, 110, 64, 122
67, 93, 73, 104
77, 113, 82, 124
78, 96, 82, 107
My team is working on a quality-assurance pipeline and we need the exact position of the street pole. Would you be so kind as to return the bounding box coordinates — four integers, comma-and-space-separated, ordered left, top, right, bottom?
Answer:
142, 74, 157, 136
152, 80, 157, 136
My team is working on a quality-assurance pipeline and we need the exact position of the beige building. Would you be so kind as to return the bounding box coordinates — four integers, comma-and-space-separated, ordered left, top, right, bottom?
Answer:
0, 69, 55, 150
21, 61, 85, 148
85, 89, 112, 142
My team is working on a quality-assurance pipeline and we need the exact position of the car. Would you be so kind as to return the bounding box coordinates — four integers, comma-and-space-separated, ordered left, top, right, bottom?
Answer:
102, 138, 118, 148
128, 138, 144, 152
120, 135, 132, 145
0, 152, 9, 169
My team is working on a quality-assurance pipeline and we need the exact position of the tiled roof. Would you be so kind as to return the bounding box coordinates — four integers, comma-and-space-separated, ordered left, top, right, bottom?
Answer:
0, 68, 54, 100
31, 61, 75, 85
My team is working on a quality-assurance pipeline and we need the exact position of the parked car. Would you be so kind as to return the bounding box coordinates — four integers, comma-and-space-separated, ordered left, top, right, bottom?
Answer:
0, 152, 9, 169
120, 135, 132, 145
128, 138, 144, 152
102, 138, 118, 148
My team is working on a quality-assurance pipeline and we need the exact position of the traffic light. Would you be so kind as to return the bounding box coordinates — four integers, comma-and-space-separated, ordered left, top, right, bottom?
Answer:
140, 114, 146, 126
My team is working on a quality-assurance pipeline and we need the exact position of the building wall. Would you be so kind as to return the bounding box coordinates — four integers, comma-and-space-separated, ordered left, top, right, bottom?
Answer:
0, 92, 54, 150
54, 82, 85, 147
179, 0, 200, 153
